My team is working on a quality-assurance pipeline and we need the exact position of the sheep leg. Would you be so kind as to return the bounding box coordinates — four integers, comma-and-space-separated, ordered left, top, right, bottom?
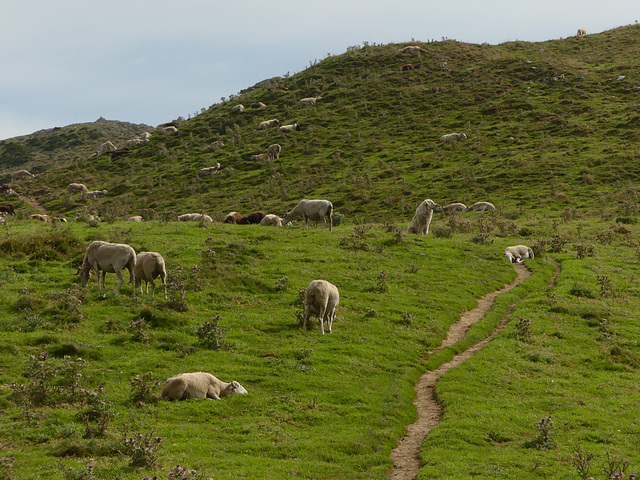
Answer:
114, 270, 124, 293
319, 306, 326, 335
327, 309, 334, 333
149, 280, 155, 298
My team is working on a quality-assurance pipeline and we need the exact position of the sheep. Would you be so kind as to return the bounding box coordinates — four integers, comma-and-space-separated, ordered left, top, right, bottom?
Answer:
303, 280, 340, 334
78, 240, 136, 296
30, 214, 66, 223
199, 163, 221, 175
577, 27, 587, 37
299, 96, 322, 105
162, 126, 178, 134
267, 144, 282, 159
398, 45, 424, 54
407, 199, 438, 235
278, 123, 300, 134
259, 214, 283, 226
504, 245, 534, 263
67, 183, 89, 200
125, 137, 144, 147
140, 132, 152, 141
251, 153, 272, 161
127, 216, 143, 222
134, 251, 167, 299
439, 132, 468, 143
251, 102, 267, 109
178, 213, 213, 223
259, 119, 279, 129
86, 190, 108, 199
157, 121, 176, 129
435, 202, 467, 213
0, 204, 15, 215
206, 140, 224, 151
0, 185, 16, 195
223, 211, 243, 224
463, 201, 495, 213
11, 170, 35, 181
97, 141, 117, 155
161, 372, 248, 401
283, 199, 333, 232
238, 211, 265, 225
231, 104, 245, 113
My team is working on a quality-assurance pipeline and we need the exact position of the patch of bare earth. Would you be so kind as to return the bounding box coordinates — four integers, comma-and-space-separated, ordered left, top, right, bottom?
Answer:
390, 263, 532, 480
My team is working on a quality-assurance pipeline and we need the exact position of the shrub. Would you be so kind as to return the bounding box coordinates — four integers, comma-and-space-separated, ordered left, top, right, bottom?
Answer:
196, 315, 226, 350
121, 431, 163, 468
77, 386, 115, 438
130, 371, 161, 406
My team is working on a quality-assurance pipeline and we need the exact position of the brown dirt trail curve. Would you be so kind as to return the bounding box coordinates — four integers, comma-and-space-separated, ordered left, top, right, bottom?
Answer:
390, 263, 532, 480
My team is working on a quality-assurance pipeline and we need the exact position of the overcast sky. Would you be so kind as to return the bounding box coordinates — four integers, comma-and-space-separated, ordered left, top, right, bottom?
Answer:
1, 1, 637, 140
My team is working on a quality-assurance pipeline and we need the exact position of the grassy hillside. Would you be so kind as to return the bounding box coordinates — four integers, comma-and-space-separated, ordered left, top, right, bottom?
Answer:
1, 24, 640, 480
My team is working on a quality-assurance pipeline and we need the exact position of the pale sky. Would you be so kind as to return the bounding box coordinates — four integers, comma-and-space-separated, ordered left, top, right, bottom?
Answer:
1, 1, 637, 140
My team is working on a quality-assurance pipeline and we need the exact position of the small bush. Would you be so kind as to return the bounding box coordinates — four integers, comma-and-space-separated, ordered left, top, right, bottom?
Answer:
130, 371, 161, 406
196, 315, 226, 350
78, 386, 116, 438
121, 431, 163, 468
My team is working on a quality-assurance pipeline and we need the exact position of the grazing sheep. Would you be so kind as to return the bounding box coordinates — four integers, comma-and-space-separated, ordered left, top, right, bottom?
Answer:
439, 132, 468, 143
259, 214, 283, 226
577, 27, 587, 37
231, 104, 245, 113
251, 102, 267, 109
134, 252, 168, 299
278, 123, 300, 134
0, 204, 15, 215
161, 126, 178, 134
504, 245, 534, 263
463, 201, 495, 213
267, 144, 282, 159
178, 213, 213, 223
206, 140, 224, 151
127, 216, 143, 222
11, 170, 35, 181
161, 372, 248, 401
303, 280, 340, 334
251, 153, 272, 161
407, 199, 438, 235
398, 45, 424, 54
97, 141, 117, 155
238, 211, 265, 225
435, 202, 467, 213
86, 189, 108, 199
0, 185, 16, 195
30, 214, 66, 223
67, 183, 89, 200
299, 96, 322, 105
259, 119, 279, 129
283, 199, 333, 232
223, 212, 243, 224
199, 163, 221, 175
78, 240, 136, 296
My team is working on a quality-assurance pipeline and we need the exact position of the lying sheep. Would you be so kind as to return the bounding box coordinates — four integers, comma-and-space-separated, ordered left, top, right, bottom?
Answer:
127, 216, 143, 222
463, 201, 495, 213
134, 252, 168, 299
299, 96, 322, 105
206, 140, 224, 151
398, 45, 424, 54
278, 123, 300, 134
251, 153, 272, 161
162, 126, 178, 134
30, 214, 67, 223
283, 199, 333, 231
251, 102, 267, 109
440, 132, 468, 143
178, 213, 213, 223
303, 279, 340, 334
231, 104, 245, 113
199, 163, 221, 175
407, 199, 438, 234
267, 143, 281, 159
259, 119, 279, 129
504, 245, 534, 263
435, 202, 467, 213
259, 214, 282, 226
161, 372, 248, 400
238, 211, 265, 225
223, 211, 243, 224
86, 189, 108, 199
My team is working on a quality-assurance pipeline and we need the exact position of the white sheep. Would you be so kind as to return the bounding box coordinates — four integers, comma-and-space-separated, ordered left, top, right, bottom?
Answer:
11, 170, 35, 181
435, 202, 467, 213
398, 45, 424, 54
439, 133, 468, 143
231, 104, 245, 113
67, 183, 89, 200
161, 372, 248, 400
127, 216, 143, 222
278, 123, 300, 134
206, 140, 224, 151
78, 240, 136, 296
267, 144, 282, 159
303, 280, 340, 334
199, 163, 221, 175
30, 214, 66, 223
299, 96, 322, 105
407, 199, 438, 234
259, 214, 283, 226
178, 213, 213, 223
251, 102, 267, 109
577, 27, 587, 37
283, 199, 333, 231
463, 201, 495, 213
504, 245, 534, 263
86, 189, 108, 199
134, 251, 168, 299
251, 153, 272, 161
97, 141, 117, 155
259, 119, 279, 129
162, 126, 178, 134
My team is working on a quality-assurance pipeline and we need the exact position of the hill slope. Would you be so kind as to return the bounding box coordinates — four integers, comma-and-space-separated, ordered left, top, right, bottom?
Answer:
5, 24, 640, 222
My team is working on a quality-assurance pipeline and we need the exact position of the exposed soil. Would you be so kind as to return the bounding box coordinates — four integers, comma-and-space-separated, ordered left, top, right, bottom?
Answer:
390, 263, 532, 480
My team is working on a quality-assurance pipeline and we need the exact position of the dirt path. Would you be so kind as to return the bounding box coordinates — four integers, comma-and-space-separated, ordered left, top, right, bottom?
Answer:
390, 263, 532, 480
16, 194, 47, 213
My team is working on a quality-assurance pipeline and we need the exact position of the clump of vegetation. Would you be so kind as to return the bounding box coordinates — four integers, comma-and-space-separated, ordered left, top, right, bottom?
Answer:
597, 274, 616, 298
77, 386, 116, 438
525, 415, 555, 449
514, 317, 532, 341
0, 457, 15, 480
575, 244, 596, 259
121, 431, 163, 468
570, 443, 634, 480
130, 371, 161, 406
196, 315, 226, 350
